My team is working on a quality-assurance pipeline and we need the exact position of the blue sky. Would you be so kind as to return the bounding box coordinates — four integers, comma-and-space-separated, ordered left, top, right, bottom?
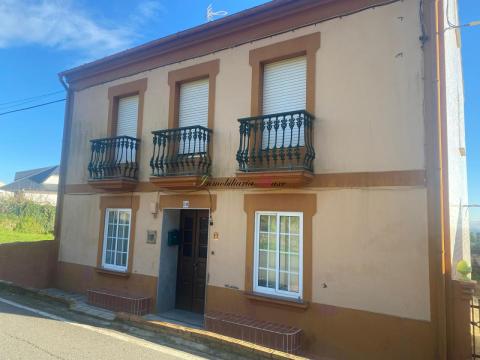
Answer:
0, 0, 266, 185
0, 0, 479, 220
460, 0, 480, 226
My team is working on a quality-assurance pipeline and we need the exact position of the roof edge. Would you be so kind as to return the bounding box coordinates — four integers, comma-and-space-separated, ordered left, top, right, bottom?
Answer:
59, 0, 298, 78
59, 0, 399, 89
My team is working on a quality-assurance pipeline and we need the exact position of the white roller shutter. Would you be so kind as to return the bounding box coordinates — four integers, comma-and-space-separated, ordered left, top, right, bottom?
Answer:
179, 78, 209, 128
262, 56, 306, 148
116, 95, 139, 138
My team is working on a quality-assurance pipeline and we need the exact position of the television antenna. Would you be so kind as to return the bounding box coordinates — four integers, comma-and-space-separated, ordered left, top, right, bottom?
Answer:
207, 4, 228, 22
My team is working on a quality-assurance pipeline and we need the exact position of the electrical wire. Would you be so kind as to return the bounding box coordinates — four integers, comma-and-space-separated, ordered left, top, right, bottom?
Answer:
0, 98, 66, 116
0, 90, 64, 107
446, 0, 456, 28
0, 95, 64, 111
444, 0, 480, 31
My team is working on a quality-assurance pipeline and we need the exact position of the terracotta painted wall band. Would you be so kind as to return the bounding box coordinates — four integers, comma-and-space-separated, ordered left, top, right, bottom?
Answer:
64, 170, 426, 194
56, 261, 158, 307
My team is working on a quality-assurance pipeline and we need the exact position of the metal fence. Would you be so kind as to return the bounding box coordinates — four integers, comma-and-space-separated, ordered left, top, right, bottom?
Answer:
150, 125, 212, 177
88, 136, 140, 180
236, 110, 315, 173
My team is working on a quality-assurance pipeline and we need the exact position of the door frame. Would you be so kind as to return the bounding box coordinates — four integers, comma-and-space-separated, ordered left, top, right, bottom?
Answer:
163, 207, 210, 314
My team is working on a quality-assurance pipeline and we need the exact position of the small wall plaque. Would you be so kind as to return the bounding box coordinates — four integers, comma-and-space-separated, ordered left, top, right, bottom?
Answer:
182, 200, 190, 208
147, 230, 157, 244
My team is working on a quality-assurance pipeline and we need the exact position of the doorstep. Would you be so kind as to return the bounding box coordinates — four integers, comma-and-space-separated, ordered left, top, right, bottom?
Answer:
145, 309, 204, 329
117, 312, 308, 360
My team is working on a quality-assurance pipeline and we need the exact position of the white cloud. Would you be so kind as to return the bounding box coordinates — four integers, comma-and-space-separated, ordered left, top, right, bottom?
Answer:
136, 0, 166, 19
0, 0, 164, 58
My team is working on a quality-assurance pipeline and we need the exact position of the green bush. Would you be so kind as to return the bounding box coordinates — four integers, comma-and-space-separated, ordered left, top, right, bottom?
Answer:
0, 197, 55, 234
0, 213, 19, 231
14, 216, 45, 234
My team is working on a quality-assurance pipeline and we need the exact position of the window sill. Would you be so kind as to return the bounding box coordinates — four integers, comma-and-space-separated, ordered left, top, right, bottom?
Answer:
95, 267, 131, 278
244, 291, 309, 310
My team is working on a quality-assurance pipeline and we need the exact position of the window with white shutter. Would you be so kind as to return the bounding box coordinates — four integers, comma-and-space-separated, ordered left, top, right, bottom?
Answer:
178, 78, 209, 153
262, 56, 306, 148
179, 78, 209, 128
116, 95, 139, 138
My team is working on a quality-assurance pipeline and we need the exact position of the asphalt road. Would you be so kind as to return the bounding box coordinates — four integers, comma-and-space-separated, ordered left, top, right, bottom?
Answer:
0, 297, 205, 360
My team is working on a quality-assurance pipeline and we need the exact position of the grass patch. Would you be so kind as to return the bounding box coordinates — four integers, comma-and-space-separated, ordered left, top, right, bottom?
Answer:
0, 197, 55, 244
0, 228, 54, 244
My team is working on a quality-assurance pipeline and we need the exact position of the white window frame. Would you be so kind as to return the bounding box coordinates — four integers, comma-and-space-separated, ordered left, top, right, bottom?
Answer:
102, 208, 132, 272
253, 211, 303, 299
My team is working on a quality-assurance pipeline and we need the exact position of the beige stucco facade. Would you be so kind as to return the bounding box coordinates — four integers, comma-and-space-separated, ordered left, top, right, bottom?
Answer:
55, 0, 470, 358
64, 0, 425, 185
59, 0, 430, 319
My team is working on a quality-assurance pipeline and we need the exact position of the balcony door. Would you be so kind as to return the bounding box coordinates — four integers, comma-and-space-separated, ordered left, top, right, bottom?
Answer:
262, 56, 306, 148
116, 95, 139, 163
117, 95, 139, 138
178, 78, 209, 154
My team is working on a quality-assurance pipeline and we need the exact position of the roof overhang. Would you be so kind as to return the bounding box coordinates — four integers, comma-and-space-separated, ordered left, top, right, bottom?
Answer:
59, 0, 399, 90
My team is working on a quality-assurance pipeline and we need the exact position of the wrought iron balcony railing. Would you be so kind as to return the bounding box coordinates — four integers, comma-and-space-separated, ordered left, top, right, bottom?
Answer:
88, 136, 140, 180
236, 110, 315, 172
150, 125, 212, 177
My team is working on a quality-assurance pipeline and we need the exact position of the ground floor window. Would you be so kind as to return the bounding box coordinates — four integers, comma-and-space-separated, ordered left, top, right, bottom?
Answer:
254, 211, 303, 299
102, 208, 131, 272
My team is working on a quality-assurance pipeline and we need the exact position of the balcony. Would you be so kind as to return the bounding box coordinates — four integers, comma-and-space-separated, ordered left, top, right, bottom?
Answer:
88, 136, 140, 190
150, 125, 212, 189
236, 110, 315, 186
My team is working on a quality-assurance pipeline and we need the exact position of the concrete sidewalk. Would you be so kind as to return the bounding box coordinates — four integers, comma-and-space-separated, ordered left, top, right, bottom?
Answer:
38, 288, 116, 321
0, 281, 307, 360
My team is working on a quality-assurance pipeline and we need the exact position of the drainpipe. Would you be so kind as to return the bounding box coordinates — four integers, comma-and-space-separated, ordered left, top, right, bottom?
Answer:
52, 74, 74, 287
434, 0, 453, 358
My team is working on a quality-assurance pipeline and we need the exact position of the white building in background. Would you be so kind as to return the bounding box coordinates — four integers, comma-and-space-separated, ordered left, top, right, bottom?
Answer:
0, 182, 12, 198
0, 166, 59, 206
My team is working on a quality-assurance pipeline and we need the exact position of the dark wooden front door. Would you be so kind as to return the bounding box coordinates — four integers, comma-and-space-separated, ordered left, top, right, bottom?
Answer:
175, 210, 209, 313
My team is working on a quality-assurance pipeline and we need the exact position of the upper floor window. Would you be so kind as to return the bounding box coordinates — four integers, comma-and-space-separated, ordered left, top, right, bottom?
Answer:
116, 95, 139, 138
262, 56, 307, 147
179, 78, 209, 129
107, 78, 147, 139
262, 56, 307, 115
254, 211, 303, 299
178, 78, 209, 154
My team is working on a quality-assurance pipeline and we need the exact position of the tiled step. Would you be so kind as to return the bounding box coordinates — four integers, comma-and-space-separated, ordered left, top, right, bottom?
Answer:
87, 289, 151, 316
38, 288, 115, 321
205, 311, 303, 354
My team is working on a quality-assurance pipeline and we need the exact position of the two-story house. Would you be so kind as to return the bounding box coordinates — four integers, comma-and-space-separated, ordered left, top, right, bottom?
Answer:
54, 0, 470, 358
